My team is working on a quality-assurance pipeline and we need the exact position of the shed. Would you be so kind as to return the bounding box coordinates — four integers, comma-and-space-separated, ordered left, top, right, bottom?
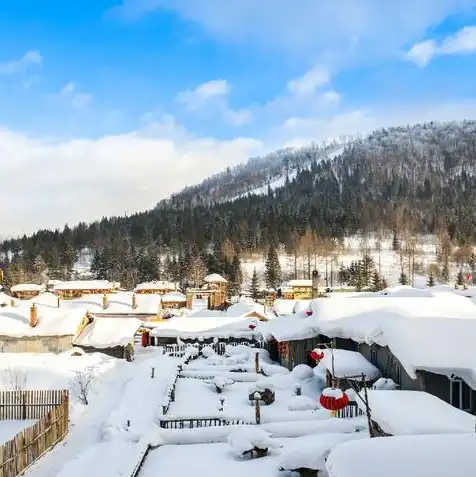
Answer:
134, 281, 176, 295
10, 283, 45, 299
74, 316, 142, 360
161, 291, 187, 309
54, 280, 117, 298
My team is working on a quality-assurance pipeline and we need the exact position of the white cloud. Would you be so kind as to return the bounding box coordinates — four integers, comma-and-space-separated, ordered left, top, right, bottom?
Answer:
406, 26, 476, 66
176, 79, 253, 126
287, 67, 331, 95
176, 79, 230, 110
0, 119, 262, 236
112, 0, 474, 65
52, 82, 92, 112
0, 51, 42, 75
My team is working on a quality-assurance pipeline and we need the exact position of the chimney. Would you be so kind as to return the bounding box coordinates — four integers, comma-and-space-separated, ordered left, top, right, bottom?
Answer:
29, 303, 38, 327
102, 294, 108, 310
132, 293, 137, 309
312, 270, 319, 299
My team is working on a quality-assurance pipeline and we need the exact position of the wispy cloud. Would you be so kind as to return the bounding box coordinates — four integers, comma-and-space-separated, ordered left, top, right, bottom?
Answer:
407, 25, 476, 67
176, 79, 253, 126
53, 82, 92, 112
0, 51, 42, 75
287, 67, 331, 95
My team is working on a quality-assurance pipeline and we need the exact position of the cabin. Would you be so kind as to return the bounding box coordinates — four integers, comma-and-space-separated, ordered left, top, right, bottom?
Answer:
312, 293, 476, 414
286, 279, 313, 299
10, 283, 45, 299
134, 281, 176, 295
54, 280, 118, 299
74, 316, 141, 361
0, 304, 89, 353
186, 273, 228, 310
161, 291, 187, 309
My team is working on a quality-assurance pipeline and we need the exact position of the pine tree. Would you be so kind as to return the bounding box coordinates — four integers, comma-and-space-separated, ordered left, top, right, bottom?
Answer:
441, 260, 450, 283
399, 270, 409, 285
427, 271, 435, 287
371, 270, 384, 292
188, 253, 207, 287
392, 231, 399, 251
265, 245, 282, 289
456, 269, 464, 286
250, 268, 260, 300
228, 254, 243, 297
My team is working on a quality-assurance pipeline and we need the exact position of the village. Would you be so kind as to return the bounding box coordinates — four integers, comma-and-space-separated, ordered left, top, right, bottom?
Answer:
0, 272, 476, 477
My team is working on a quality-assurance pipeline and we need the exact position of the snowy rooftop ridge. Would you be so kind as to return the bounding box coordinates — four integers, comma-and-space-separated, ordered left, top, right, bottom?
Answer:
10, 283, 45, 293
54, 280, 117, 291
134, 281, 176, 291
204, 273, 227, 283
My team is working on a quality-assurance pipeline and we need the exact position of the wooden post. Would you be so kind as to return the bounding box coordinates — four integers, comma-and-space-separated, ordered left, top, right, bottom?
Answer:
254, 392, 261, 425
102, 294, 108, 310
132, 293, 137, 309
255, 352, 260, 374
57, 296, 60, 308
361, 373, 375, 437
151, 367, 155, 379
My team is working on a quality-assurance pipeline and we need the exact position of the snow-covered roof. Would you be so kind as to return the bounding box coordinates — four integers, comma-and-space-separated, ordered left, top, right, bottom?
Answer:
54, 280, 117, 291
262, 313, 319, 342
10, 283, 45, 293
225, 299, 267, 319
74, 317, 141, 348
204, 273, 228, 283
134, 281, 176, 292
273, 299, 298, 316
0, 307, 86, 337
326, 434, 476, 477
359, 390, 476, 435
286, 279, 312, 287
161, 292, 187, 303
316, 349, 380, 381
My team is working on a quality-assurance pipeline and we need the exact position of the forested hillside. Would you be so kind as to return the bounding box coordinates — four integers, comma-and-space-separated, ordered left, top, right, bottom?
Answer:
2, 120, 476, 289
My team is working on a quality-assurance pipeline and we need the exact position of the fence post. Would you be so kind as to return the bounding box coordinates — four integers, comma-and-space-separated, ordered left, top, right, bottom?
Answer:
22, 391, 27, 420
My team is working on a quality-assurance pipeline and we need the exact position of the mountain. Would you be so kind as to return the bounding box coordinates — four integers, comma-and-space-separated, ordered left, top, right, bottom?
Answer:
2, 120, 476, 288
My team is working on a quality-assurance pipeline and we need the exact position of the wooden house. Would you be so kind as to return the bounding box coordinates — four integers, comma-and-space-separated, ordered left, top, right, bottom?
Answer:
54, 280, 117, 299
134, 281, 176, 295
0, 304, 89, 353
73, 316, 141, 361
161, 291, 187, 309
186, 274, 229, 310
286, 279, 314, 299
10, 283, 45, 299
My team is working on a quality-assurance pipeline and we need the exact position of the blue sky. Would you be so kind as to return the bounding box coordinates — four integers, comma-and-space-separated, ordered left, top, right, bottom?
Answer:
1, 0, 476, 235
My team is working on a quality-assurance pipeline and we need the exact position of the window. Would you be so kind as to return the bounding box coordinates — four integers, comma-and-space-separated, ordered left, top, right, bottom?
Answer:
450, 377, 473, 411
370, 349, 377, 366
395, 364, 401, 386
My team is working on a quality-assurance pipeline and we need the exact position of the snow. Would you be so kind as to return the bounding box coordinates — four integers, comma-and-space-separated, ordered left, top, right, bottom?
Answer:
326, 434, 476, 477
322, 388, 345, 398
53, 280, 117, 291
74, 317, 142, 348
204, 273, 228, 283
361, 390, 476, 435
0, 307, 86, 337
316, 349, 380, 381
286, 279, 313, 287
10, 283, 45, 293
0, 420, 37, 445
262, 313, 319, 342
291, 364, 314, 380
372, 377, 398, 390
226, 299, 266, 319
288, 395, 319, 411
228, 427, 275, 455
273, 299, 298, 316
134, 281, 176, 292
279, 432, 365, 472
161, 291, 186, 303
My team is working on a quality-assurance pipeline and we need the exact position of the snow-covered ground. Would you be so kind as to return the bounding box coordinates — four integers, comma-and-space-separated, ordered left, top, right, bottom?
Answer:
0, 419, 37, 445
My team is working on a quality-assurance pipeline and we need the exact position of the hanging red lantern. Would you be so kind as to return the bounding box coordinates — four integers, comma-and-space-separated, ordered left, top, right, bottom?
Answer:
305, 309, 313, 316
249, 323, 256, 330
319, 388, 349, 411
310, 349, 324, 361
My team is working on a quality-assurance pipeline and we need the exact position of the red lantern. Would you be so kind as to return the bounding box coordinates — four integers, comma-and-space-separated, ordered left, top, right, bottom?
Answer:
319, 388, 349, 411
249, 323, 256, 330
310, 349, 324, 361
305, 309, 313, 316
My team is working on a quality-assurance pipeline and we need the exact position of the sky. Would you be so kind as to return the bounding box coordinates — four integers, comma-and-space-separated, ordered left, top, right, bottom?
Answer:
1, 0, 476, 237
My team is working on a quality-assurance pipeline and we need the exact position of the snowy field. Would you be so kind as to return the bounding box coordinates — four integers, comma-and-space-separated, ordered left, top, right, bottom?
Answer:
0, 419, 37, 445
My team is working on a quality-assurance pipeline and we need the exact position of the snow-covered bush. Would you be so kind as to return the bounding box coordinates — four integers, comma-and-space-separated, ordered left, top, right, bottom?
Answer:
292, 364, 314, 381
185, 345, 199, 358
372, 377, 398, 390
288, 395, 319, 411
201, 346, 216, 358
227, 427, 275, 458
212, 376, 234, 393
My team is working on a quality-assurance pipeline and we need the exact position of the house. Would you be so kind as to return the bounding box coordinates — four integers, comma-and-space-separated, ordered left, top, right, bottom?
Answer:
326, 434, 476, 477
54, 280, 117, 299
0, 304, 88, 353
134, 281, 176, 295
311, 293, 476, 413
74, 316, 141, 360
161, 291, 187, 309
285, 279, 313, 299
10, 283, 45, 300
356, 390, 476, 437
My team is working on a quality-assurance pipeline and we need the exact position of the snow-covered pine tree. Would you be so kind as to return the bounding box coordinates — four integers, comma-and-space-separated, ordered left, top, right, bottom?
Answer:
251, 268, 259, 300
427, 271, 435, 287
371, 270, 383, 292
228, 255, 243, 297
456, 269, 464, 286
399, 271, 409, 285
265, 245, 282, 289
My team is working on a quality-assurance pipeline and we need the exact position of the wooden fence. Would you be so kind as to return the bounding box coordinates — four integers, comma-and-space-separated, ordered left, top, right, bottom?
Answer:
336, 402, 364, 419
159, 416, 251, 429
0, 390, 69, 477
160, 341, 267, 357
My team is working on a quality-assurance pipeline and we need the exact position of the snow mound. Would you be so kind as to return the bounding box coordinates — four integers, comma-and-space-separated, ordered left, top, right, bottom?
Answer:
292, 364, 314, 381
227, 427, 275, 457
288, 395, 319, 411
372, 377, 398, 390
201, 346, 216, 358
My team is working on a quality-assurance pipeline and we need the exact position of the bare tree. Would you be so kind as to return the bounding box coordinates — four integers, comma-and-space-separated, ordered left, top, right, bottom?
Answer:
71, 369, 95, 405
4, 366, 28, 391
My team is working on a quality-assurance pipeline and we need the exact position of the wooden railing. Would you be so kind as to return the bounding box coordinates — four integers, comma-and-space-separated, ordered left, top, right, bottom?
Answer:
159, 416, 251, 429
160, 341, 267, 357
0, 390, 69, 477
336, 402, 364, 419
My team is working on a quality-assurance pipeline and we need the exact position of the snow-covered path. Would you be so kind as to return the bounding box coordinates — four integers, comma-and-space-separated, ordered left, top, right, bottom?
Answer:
24, 350, 179, 477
